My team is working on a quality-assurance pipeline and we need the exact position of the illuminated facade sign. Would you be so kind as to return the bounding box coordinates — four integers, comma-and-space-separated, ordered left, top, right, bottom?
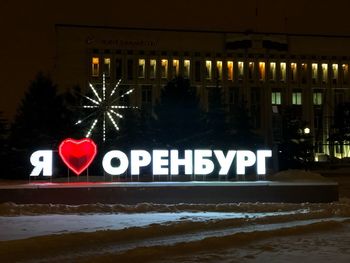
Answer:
30, 138, 272, 177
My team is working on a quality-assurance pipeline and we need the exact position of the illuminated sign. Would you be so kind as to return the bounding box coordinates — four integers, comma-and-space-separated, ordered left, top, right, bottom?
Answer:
58, 138, 97, 175
30, 138, 272, 177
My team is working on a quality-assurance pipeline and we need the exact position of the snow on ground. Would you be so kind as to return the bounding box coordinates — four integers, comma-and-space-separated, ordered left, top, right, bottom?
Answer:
0, 170, 350, 262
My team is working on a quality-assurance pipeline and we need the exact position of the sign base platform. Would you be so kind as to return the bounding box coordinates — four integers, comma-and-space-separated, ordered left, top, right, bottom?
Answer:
0, 181, 338, 204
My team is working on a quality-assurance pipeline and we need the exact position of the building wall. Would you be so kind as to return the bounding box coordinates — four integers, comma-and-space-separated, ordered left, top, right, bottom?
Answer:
54, 24, 350, 159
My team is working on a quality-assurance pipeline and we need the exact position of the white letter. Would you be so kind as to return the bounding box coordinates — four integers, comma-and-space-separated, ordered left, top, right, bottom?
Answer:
194, 150, 214, 175
257, 150, 272, 175
236, 150, 256, 175
153, 150, 169, 175
170, 150, 193, 175
102, 150, 129, 175
30, 150, 53, 176
214, 150, 236, 175
131, 150, 151, 175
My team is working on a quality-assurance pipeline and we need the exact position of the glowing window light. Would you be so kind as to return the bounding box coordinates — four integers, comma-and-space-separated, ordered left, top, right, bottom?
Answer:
269, 62, 276, 81
216, 61, 222, 80
138, 59, 145, 78
92, 57, 99, 77
161, 59, 168, 79
184, 59, 190, 78
280, 62, 286, 82
238, 61, 244, 79
205, 60, 212, 80
172, 59, 179, 76
150, 59, 157, 79
227, 61, 234, 80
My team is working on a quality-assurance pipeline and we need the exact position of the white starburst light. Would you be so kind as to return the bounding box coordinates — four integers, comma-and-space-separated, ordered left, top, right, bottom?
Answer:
76, 73, 137, 142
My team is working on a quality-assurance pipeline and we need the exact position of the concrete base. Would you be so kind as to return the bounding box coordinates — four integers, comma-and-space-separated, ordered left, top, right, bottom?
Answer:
0, 181, 339, 204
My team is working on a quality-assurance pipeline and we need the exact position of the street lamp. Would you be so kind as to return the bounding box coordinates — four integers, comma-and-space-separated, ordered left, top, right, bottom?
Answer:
303, 127, 310, 134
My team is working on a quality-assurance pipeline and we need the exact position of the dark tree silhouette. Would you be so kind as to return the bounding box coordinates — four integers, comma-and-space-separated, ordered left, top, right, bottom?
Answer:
8, 73, 78, 178
153, 77, 204, 149
10, 73, 76, 149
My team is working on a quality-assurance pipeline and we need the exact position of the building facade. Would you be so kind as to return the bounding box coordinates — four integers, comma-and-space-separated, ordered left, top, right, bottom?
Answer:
54, 24, 350, 160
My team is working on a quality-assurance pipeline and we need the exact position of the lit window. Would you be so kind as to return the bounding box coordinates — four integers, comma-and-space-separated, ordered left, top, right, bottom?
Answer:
161, 59, 168, 79
269, 62, 276, 81
216, 61, 223, 80
92, 57, 99, 77
259, 62, 265, 81
312, 63, 318, 83
342, 64, 349, 84
301, 63, 307, 84
138, 59, 145, 78
290, 63, 297, 82
238, 61, 244, 80
103, 58, 111, 77
280, 62, 286, 82
172, 59, 179, 76
205, 60, 212, 80
248, 62, 254, 80
292, 92, 302, 105
332, 64, 338, 84
313, 92, 322, 105
227, 61, 234, 80
271, 92, 281, 105
322, 63, 328, 83
184, 59, 190, 78
150, 59, 156, 79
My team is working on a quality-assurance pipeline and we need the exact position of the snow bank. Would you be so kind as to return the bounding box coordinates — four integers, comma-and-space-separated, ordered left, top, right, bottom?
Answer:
0, 199, 349, 216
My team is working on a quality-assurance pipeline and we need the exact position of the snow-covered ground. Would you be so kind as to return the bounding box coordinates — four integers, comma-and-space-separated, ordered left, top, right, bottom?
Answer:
0, 170, 350, 262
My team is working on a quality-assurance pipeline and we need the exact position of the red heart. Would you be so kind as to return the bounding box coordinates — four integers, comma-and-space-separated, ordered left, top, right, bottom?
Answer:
59, 138, 97, 175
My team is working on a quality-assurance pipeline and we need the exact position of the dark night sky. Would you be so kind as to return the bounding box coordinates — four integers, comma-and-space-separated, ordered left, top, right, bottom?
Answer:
1, 0, 350, 120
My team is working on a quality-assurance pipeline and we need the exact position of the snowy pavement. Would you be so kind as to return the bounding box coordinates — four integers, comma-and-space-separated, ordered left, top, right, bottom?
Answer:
1, 171, 350, 262
0, 200, 350, 262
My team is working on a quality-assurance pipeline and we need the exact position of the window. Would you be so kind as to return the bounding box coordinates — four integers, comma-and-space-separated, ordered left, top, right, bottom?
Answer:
248, 62, 254, 80
290, 62, 297, 82
259, 62, 265, 81
292, 92, 302, 105
227, 61, 234, 81
280, 62, 286, 82
313, 92, 322, 105
161, 59, 168, 79
216, 61, 223, 80
195, 61, 201, 82
127, 59, 134, 80
301, 63, 307, 84
271, 92, 281, 105
205, 60, 212, 80
103, 58, 111, 77
332, 64, 338, 84
138, 59, 145, 78
115, 58, 122, 79
228, 88, 238, 105
142, 86, 152, 104
238, 61, 244, 80
322, 63, 328, 83
184, 59, 190, 78
172, 59, 179, 76
312, 63, 318, 84
342, 64, 349, 84
269, 62, 276, 81
150, 59, 156, 79
92, 57, 99, 77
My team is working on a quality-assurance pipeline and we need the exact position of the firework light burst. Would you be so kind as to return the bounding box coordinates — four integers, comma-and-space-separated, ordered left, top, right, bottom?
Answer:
75, 73, 137, 142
